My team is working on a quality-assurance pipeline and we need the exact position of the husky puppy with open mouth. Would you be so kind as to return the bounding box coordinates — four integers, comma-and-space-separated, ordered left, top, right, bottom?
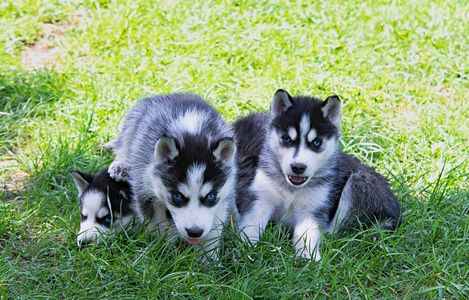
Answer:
106, 94, 236, 259
71, 169, 136, 246
235, 89, 401, 261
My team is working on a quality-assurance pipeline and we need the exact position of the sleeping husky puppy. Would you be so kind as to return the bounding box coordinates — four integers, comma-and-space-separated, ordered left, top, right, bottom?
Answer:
235, 89, 401, 261
106, 94, 236, 259
71, 169, 136, 246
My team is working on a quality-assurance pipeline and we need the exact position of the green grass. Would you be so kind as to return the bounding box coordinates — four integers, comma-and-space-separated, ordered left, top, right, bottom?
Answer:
1, 0, 468, 298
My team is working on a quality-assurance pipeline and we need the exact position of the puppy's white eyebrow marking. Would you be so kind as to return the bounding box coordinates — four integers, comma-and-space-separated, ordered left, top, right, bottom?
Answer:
307, 129, 317, 143
97, 207, 110, 219
288, 127, 297, 141
199, 182, 213, 198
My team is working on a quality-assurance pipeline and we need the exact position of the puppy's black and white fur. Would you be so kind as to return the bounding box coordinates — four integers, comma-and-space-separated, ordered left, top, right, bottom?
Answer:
106, 94, 237, 259
235, 89, 401, 261
71, 169, 136, 246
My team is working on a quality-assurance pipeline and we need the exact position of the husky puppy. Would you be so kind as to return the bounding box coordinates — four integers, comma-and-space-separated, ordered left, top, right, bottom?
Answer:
235, 89, 401, 261
71, 169, 136, 246
106, 94, 236, 259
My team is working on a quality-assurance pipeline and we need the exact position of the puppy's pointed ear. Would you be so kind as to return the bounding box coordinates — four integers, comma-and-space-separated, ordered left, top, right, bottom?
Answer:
154, 136, 179, 163
321, 95, 342, 127
212, 137, 235, 164
71, 171, 94, 197
271, 89, 293, 117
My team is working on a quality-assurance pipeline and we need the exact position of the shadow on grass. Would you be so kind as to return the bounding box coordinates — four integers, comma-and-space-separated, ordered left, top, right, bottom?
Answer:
0, 66, 112, 199
0, 68, 71, 154
0, 68, 75, 215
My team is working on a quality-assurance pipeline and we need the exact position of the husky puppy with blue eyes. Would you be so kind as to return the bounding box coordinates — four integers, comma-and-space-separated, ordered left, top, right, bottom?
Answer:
235, 89, 401, 261
106, 94, 236, 259
71, 169, 136, 246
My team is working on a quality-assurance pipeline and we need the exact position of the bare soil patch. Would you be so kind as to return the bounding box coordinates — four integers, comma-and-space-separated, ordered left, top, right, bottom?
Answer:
20, 17, 83, 70
0, 158, 29, 199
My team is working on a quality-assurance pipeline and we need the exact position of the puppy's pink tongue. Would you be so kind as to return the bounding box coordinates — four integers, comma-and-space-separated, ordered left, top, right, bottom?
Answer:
185, 238, 200, 244
290, 176, 304, 183
288, 175, 307, 185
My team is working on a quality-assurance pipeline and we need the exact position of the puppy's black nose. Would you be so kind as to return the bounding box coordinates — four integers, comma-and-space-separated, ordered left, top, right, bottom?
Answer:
291, 163, 306, 175
186, 227, 203, 238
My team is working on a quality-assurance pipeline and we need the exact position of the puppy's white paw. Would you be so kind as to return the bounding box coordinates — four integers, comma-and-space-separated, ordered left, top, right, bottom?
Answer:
298, 248, 321, 261
238, 225, 262, 247
104, 139, 117, 150
310, 249, 321, 262
108, 161, 129, 182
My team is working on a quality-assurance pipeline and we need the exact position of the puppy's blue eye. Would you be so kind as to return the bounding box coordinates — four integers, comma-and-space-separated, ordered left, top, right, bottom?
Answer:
172, 192, 183, 202
102, 215, 112, 227
170, 192, 187, 207
202, 192, 218, 207
282, 135, 292, 144
312, 138, 322, 147
205, 193, 216, 202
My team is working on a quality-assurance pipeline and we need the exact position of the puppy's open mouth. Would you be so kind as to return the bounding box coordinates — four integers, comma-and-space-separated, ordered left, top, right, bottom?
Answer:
185, 238, 201, 244
288, 175, 308, 186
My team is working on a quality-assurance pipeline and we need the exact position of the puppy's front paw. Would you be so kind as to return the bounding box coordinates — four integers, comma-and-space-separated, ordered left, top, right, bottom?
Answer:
108, 162, 129, 182
297, 247, 321, 261
238, 225, 262, 247
104, 139, 117, 150
309, 249, 321, 262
